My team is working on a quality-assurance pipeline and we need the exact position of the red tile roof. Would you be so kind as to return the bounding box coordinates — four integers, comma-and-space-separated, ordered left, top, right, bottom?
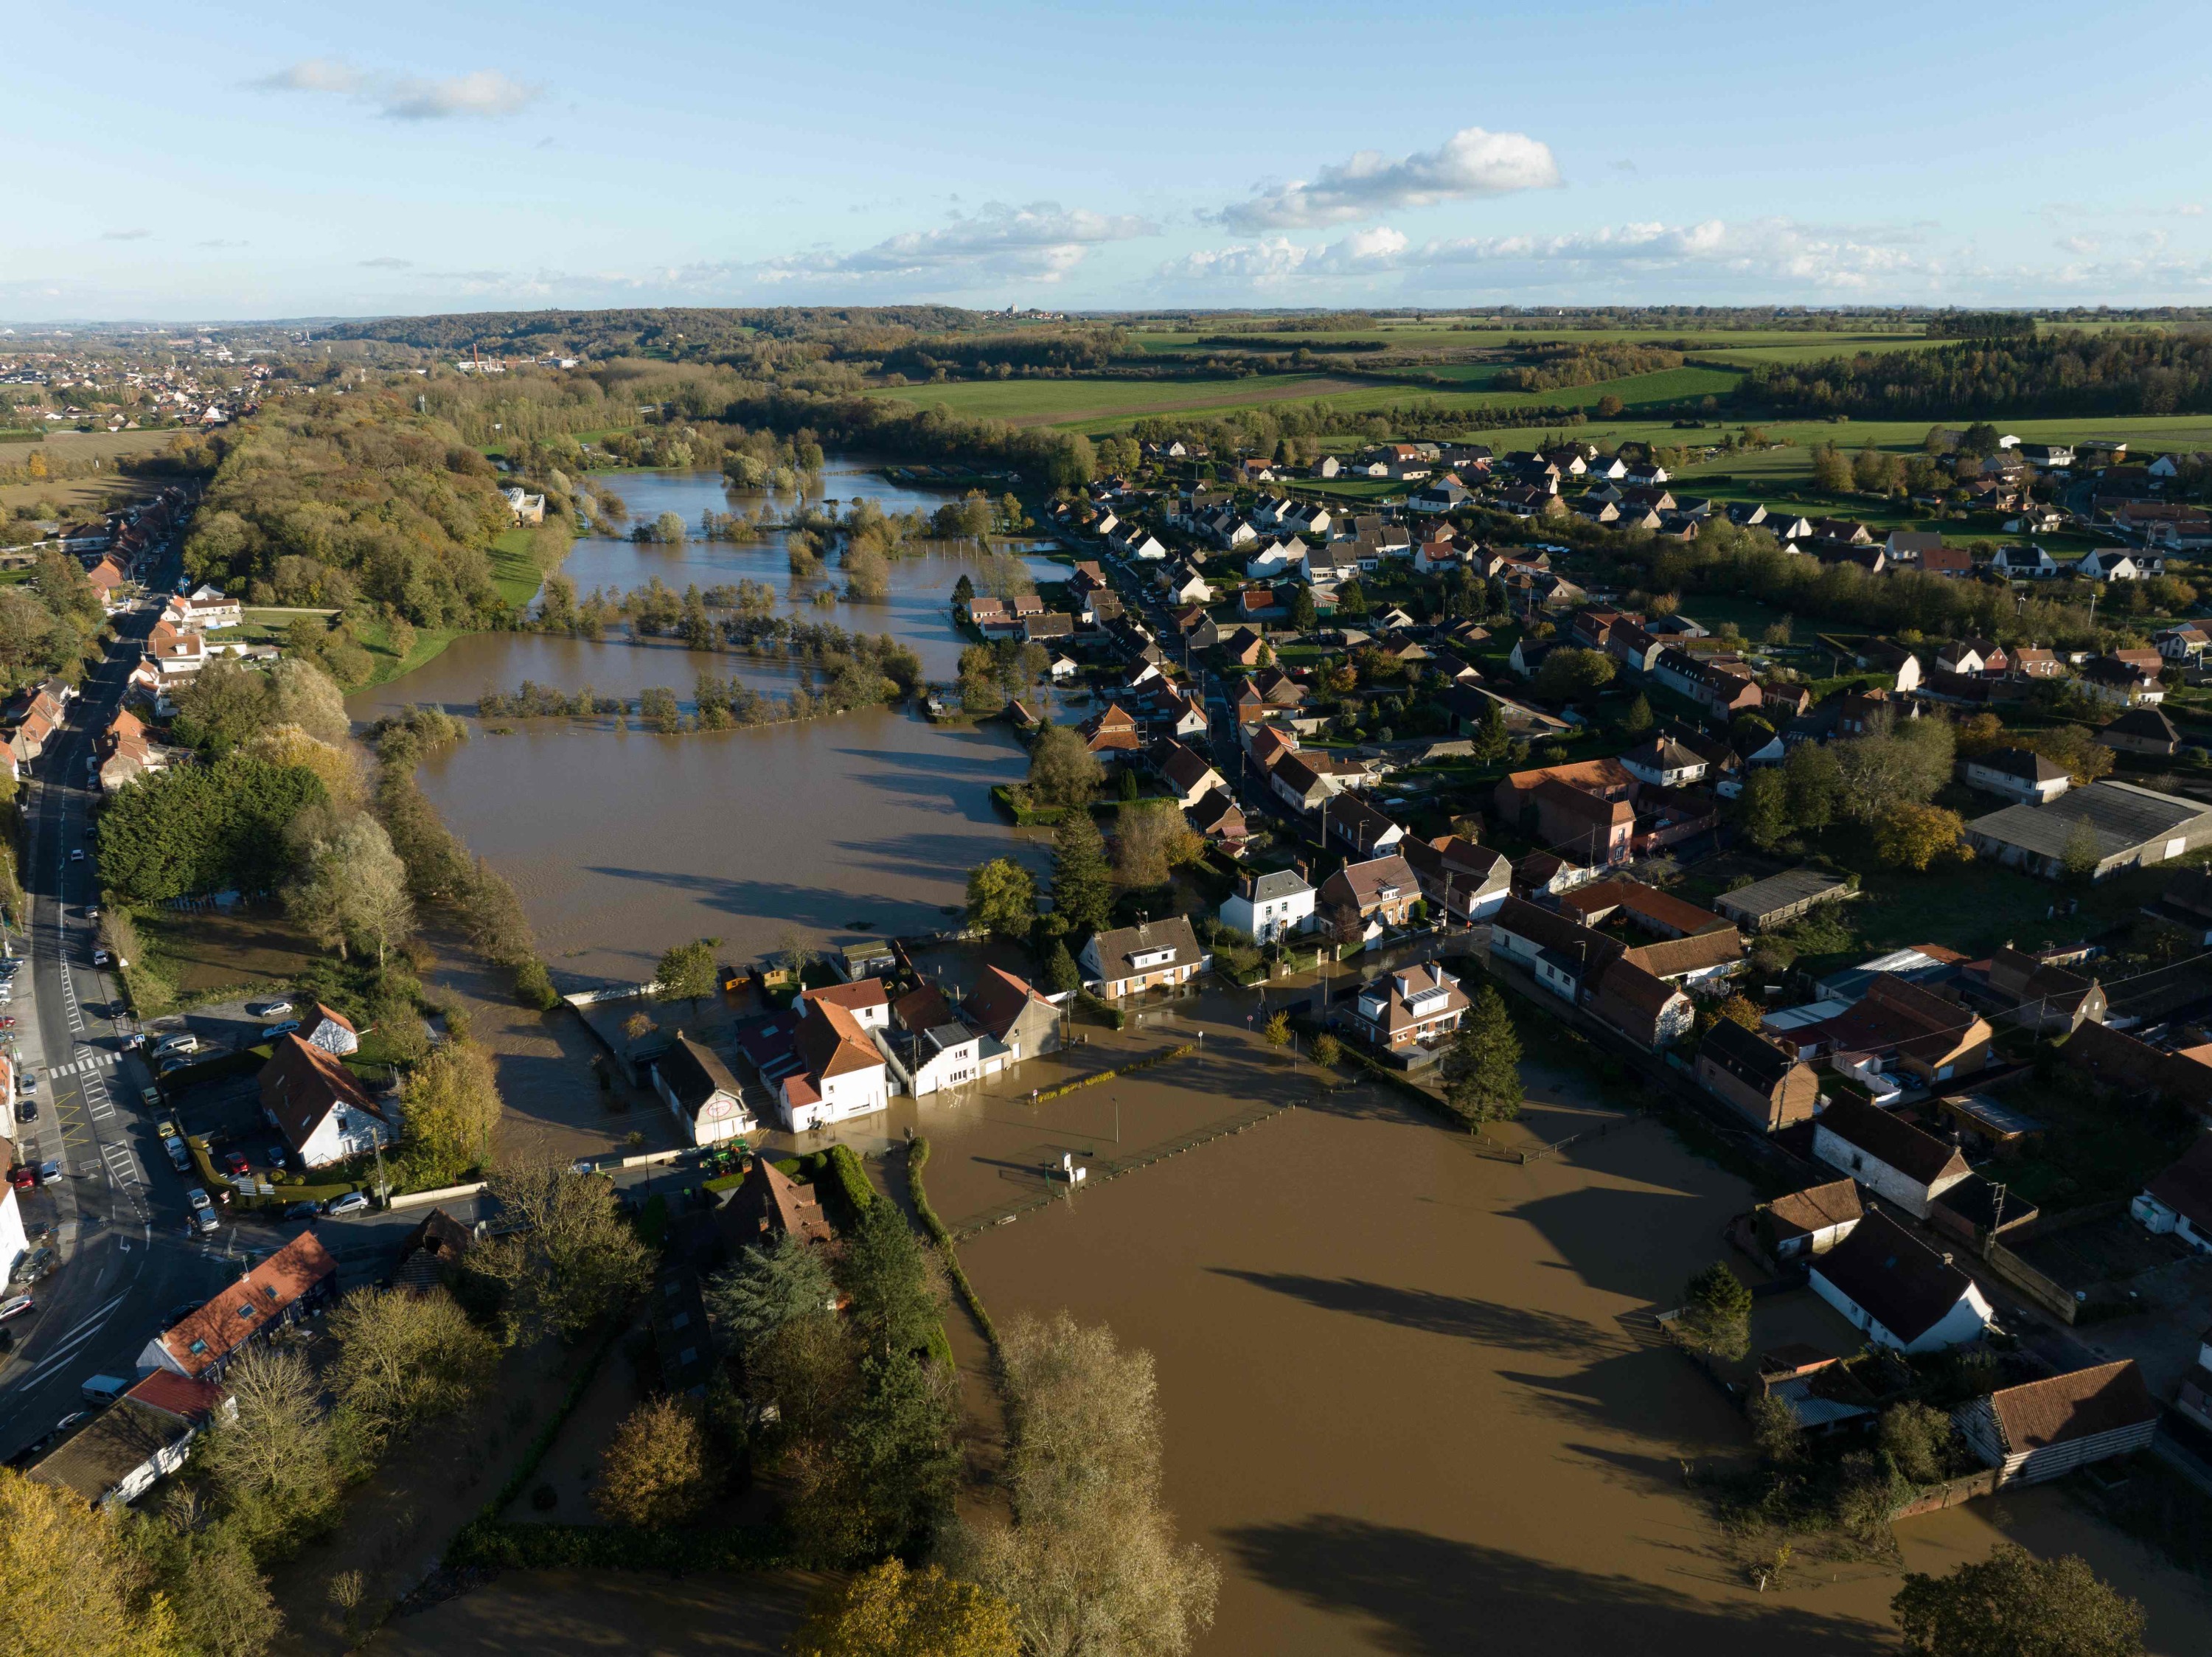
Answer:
153, 1231, 337, 1379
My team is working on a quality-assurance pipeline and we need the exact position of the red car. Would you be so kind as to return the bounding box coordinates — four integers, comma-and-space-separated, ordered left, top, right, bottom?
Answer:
0, 1017, 15, 1029
7, 1166, 33, 1190
222, 1150, 250, 1177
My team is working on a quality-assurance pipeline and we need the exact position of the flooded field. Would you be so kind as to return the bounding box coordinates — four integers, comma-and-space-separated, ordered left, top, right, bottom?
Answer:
942, 1001, 2212, 1655
392, 707, 1044, 984
347, 459, 1067, 984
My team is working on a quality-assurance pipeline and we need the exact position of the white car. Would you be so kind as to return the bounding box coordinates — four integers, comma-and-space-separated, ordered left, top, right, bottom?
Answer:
154, 1032, 199, 1057
69, 849, 85, 863
324, 1191, 371, 1217
186, 1188, 218, 1233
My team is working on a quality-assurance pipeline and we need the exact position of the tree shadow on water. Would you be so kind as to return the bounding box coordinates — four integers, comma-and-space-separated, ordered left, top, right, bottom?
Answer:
1222, 1516, 1890, 1657
1205, 1270, 1609, 1358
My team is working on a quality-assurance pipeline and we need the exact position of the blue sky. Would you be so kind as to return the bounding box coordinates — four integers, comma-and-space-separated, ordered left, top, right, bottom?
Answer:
8, 0, 2211, 321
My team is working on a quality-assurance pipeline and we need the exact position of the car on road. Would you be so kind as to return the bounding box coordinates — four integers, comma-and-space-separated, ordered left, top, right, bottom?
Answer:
222, 1149, 250, 1177
281, 1200, 319, 1221
246, 998, 293, 1020
161, 1134, 189, 1171
324, 1191, 371, 1217
79, 1375, 129, 1405
69, 849, 84, 862
83, 905, 99, 920
0, 1016, 14, 1029
15, 1100, 32, 1122
91, 948, 111, 966
185, 1187, 218, 1232
17, 1074, 33, 1094
37, 1161, 60, 1184
0, 1294, 33, 1321
159, 1055, 195, 1076
154, 1032, 199, 1057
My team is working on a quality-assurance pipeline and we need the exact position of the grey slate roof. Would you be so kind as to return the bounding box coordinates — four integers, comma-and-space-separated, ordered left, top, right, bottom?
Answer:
1968, 780, 2212, 863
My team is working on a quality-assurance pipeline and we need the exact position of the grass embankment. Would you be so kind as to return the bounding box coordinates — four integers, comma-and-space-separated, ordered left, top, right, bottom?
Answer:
352, 522, 575, 689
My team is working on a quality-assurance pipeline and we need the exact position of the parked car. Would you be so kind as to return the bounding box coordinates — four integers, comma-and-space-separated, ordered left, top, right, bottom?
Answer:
91, 948, 111, 967
246, 998, 293, 1020
0, 1016, 15, 1030
155, 1032, 198, 1057
264, 1145, 288, 1170
0, 1294, 33, 1321
260, 1020, 299, 1041
222, 1150, 249, 1177
280, 1201, 319, 1221
79, 1375, 128, 1405
186, 1187, 218, 1232
17, 1074, 32, 1093
36, 1160, 58, 1184
324, 1191, 371, 1217
16, 1100, 33, 1122
7, 1166, 32, 1191
161, 1135, 189, 1172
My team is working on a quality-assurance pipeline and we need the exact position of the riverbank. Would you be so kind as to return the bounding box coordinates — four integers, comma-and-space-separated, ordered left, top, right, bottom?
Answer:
350, 525, 576, 690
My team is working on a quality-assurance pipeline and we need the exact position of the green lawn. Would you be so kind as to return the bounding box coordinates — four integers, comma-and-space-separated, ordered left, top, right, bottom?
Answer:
868, 374, 1352, 423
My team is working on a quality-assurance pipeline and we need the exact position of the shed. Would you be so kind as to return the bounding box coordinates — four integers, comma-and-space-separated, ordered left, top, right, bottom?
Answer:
1714, 869, 1853, 932
1955, 1361, 2157, 1484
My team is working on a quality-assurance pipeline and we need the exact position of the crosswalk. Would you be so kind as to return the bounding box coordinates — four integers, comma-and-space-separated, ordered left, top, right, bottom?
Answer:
46, 1054, 118, 1078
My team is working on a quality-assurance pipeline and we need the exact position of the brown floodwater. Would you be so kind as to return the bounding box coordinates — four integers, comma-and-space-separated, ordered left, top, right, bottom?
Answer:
949, 1026, 2212, 1656
386, 708, 1044, 985
345, 461, 1065, 987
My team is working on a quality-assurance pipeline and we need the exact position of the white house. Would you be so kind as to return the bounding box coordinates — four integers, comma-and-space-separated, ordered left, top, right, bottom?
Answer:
1245, 540, 1307, 581
1809, 1213, 1995, 1354
776, 1000, 891, 1132
305, 1003, 359, 1057
1991, 544, 2062, 579
0, 1181, 27, 1288
1618, 737, 1708, 791
1756, 1179, 1863, 1261
1220, 868, 1316, 943
651, 1035, 754, 1145
259, 1035, 399, 1170
1961, 747, 2070, 805
1812, 1097, 1971, 1218
2133, 1139, 2212, 1251
800, 978, 891, 1032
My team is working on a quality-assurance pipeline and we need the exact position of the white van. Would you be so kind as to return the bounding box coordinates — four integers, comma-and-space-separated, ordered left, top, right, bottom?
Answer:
80, 1374, 129, 1405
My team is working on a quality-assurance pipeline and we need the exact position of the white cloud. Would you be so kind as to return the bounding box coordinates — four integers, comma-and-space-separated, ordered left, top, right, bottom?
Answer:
757, 201, 1158, 286
1163, 218, 1959, 296
382, 71, 538, 120
2182, 204, 2206, 218
358, 257, 412, 268
2056, 235, 2100, 255
252, 59, 540, 119
1164, 226, 1411, 287
1220, 126, 1560, 231
252, 58, 365, 94
100, 229, 151, 241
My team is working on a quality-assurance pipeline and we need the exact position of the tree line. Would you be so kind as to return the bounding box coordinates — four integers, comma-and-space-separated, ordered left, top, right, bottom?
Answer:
1741, 328, 2212, 418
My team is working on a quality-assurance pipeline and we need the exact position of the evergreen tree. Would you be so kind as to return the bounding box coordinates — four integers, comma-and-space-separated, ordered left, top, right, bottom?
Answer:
1677, 1262, 1753, 1361
951, 572, 975, 606
1050, 811, 1113, 937
1439, 984, 1521, 1126
1737, 768, 1790, 850
1044, 937, 1079, 994
1470, 699, 1510, 765
1619, 693, 1654, 737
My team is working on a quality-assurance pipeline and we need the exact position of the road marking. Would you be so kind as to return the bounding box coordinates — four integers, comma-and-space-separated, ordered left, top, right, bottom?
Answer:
11, 1293, 131, 1389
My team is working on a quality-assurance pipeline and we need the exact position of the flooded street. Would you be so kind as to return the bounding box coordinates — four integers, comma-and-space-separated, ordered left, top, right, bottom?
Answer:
347, 459, 1059, 984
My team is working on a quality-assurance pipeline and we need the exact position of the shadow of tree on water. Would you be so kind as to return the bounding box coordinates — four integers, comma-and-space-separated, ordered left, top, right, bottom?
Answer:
1222, 1516, 1891, 1657
1205, 1270, 1610, 1358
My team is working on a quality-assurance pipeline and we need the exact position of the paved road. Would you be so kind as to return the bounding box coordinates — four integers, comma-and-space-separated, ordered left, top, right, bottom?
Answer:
0, 550, 258, 1459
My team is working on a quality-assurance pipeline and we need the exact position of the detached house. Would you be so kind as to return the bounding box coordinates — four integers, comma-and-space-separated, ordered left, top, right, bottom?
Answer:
1810, 1212, 1995, 1354
1318, 853, 1425, 943
1220, 868, 1315, 943
1962, 746, 2070, 805
1351, 962, 1470, 1052
653, 1035, 756, 1145
778, 999, 891, 1131
1754, 1179, 1863, 1262
1081, 917, 1208, 998
259, 1035, 397, 1169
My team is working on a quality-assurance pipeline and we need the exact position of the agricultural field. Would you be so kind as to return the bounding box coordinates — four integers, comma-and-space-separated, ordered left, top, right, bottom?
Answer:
873, 364, 1745, 434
